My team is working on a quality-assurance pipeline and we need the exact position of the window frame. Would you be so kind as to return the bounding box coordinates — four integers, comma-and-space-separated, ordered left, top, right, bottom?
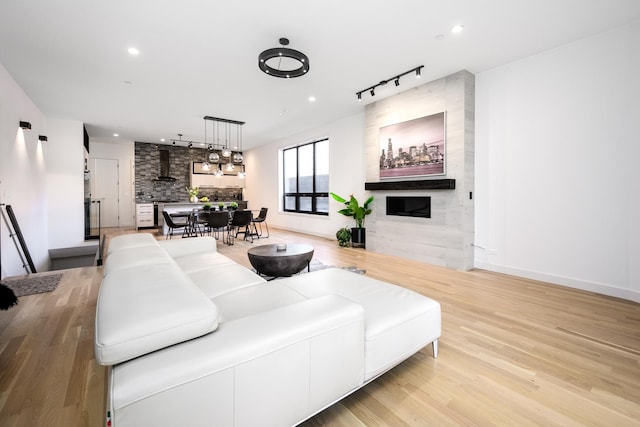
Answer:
282, 138, 329, 215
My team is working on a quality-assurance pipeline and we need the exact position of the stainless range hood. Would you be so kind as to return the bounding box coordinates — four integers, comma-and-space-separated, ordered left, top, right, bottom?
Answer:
154, 150, 177, 181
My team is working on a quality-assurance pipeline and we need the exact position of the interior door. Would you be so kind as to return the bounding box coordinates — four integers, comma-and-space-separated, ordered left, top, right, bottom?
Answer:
90, 158, 120, 228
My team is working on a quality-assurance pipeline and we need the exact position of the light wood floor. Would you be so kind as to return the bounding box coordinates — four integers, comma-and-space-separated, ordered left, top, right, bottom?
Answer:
1, 227, 639, 426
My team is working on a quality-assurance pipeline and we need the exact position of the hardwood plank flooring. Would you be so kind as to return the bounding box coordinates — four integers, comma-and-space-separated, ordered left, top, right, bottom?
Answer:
1, 226, 638, 426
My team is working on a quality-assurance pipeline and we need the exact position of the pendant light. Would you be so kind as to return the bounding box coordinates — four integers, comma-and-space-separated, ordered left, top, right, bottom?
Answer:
202, 118, 210, 171
233, 124, 244, 163
208, 120, 219, 163
221, 122, 232, 158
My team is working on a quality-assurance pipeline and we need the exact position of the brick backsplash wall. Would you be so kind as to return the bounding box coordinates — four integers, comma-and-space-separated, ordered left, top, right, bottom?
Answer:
135, 142, 243, 202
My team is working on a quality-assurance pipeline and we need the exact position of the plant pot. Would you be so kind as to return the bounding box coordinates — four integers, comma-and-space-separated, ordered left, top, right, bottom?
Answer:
351, 227, 366, 249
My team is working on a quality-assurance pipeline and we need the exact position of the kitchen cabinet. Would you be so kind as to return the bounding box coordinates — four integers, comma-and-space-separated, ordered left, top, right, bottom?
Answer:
136, 203, 154, 229
190, 172, 246, 188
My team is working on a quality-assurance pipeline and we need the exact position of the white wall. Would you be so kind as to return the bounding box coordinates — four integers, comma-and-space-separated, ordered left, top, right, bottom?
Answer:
475, 21, 640, 302
0, 63, 49, 276
244, 112, 365, 239
89, 139, 136, 227
46, 118, 85, 249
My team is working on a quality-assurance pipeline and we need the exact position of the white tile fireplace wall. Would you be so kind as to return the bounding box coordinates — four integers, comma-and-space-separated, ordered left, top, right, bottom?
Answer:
364, 70, 475, 270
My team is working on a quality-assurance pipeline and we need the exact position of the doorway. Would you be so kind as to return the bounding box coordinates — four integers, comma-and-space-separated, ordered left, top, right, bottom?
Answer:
89, 158, 120, 228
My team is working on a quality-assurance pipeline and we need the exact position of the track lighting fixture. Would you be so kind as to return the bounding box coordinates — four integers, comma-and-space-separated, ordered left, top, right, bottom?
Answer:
355, 65, 424, 101
38, 135, 48, 142
19, 121, 31, 129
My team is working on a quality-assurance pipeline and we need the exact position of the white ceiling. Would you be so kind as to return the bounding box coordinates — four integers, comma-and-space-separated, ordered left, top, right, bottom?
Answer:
1, 0, 639, 150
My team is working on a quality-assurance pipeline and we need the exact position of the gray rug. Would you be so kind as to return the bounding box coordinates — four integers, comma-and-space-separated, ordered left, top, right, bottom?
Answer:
307, 259, 366, 275
2, 273, 63, 297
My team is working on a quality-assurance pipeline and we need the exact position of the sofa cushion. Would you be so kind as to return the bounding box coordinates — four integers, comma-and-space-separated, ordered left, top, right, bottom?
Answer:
187, 264, 267, 299
107, 233, 158, 255
95, 263, 219, 365
158, 236, 217, 258
279, 268, 441, 379
212, 282, 307, 322
103, 245, 174, 276
173, 251, 236, 275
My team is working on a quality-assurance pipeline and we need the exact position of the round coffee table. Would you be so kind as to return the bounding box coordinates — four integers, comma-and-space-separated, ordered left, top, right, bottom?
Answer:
247, 243, 314, 278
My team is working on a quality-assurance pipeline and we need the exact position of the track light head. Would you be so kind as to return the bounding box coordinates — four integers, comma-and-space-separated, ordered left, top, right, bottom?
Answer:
370, 88, 375, 96
416, 67, 421, 78
38, 135, 48, 142
357, 92, 362, 101
394, 78, 400, 87
188, 143, 193, 149
19, 121, 31, 129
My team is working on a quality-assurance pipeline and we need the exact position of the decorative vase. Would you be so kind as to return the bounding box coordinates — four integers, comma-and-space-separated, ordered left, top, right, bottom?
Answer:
351, 227, 366, 249
190, 195, 198, 203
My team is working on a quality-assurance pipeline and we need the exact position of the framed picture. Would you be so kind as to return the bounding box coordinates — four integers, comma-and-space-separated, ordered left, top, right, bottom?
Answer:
379, 112, 446, 179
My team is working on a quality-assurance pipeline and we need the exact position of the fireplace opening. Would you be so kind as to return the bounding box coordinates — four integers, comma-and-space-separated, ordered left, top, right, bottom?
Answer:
386, 196, 431, 218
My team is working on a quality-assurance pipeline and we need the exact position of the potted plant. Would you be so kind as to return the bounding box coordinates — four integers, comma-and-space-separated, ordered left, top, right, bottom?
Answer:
336, 227, 351, 247
186, 186, 199, 203
218, 202, 225, 211
203, 203, 212, 211
230, 201, 238, 210
330, 192, 373, 249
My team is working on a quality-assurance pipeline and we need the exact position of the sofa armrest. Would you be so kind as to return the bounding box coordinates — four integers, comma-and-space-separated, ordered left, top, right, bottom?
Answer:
110, 295, 365, 426
157, 236, 217, 258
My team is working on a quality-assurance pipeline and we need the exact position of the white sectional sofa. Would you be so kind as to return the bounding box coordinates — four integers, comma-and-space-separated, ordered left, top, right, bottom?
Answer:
95, 233, 441, 427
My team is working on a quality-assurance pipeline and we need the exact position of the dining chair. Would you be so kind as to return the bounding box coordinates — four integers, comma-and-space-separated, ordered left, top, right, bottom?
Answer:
207, 211, 231, 244
251, 207, 269, 238
228, 210, 254, 245
162, 211, 188, 239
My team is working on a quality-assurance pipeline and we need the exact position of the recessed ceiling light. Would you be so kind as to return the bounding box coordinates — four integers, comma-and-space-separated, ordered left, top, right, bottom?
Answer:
308, 96, 316, 102
160, 138, 166, 142
128, 47, 140, 55
113, 133, 119, 137
451, 25, 464, 33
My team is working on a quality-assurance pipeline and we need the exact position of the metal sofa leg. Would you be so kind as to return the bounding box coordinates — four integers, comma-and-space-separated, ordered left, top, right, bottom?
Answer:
432, 339, 439, 358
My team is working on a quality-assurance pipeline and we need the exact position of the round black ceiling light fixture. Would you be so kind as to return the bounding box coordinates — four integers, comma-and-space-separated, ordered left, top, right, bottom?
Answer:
258, 38, 309, 78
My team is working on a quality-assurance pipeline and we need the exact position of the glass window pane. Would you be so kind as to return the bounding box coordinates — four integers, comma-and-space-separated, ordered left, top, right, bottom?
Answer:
283, 149, 297, 192
316, 196, 329, 213
299, 196, 312, 212
284, 196, 296, 210
298, 144, 313, 192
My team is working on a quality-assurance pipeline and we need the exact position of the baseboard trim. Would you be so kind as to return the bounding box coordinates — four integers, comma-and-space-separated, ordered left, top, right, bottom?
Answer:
475, 261, 640, 304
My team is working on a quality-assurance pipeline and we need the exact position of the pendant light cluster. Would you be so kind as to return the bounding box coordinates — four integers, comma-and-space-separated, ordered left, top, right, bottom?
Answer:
202, 116, 246, 178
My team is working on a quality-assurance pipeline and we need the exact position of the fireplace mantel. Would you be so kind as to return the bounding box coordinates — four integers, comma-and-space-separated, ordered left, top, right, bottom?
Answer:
365, 179, 455, 191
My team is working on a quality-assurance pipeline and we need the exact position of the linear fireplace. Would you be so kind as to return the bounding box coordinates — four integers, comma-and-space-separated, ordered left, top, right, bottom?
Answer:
386, 196, 431, 218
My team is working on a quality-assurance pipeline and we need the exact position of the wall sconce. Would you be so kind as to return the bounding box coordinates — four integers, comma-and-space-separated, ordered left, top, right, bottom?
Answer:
38, 135, 48, 142
356, 65, 424, 101
19, 121, 32, 129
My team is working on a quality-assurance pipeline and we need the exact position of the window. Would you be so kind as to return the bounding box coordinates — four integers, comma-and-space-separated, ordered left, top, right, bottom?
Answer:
283, 138, 329, 215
